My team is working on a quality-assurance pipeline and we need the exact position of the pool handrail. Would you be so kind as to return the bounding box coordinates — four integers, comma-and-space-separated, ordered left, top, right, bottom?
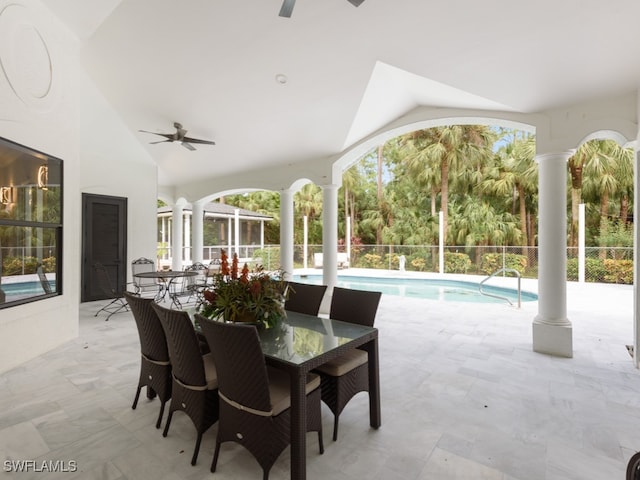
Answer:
479, 268, 521, 308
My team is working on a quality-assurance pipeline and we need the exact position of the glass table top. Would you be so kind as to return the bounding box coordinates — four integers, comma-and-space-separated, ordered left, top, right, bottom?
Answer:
257, 310, 376, 366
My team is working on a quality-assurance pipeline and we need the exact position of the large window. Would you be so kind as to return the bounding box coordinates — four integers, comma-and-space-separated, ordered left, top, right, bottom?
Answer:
0, 137, 62, 307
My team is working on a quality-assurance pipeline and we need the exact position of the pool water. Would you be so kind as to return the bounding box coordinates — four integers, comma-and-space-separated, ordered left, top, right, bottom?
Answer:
1, 280, 55, 296
293, 275, 537, 304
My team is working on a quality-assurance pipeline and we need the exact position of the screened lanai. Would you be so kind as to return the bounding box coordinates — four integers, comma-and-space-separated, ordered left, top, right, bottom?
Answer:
156, 202, 272, 269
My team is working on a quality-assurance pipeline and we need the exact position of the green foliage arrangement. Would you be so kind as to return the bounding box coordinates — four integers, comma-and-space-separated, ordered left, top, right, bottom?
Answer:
200, 250, 287, 328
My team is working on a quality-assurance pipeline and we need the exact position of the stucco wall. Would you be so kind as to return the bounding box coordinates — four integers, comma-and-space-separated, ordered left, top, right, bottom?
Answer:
0, 0, 157, 374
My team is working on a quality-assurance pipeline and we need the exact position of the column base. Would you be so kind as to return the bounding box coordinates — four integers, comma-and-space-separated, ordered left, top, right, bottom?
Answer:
532, 318, 573, 358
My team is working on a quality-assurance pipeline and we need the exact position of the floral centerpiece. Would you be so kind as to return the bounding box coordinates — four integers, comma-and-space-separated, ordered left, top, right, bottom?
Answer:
199, 250, 288, 328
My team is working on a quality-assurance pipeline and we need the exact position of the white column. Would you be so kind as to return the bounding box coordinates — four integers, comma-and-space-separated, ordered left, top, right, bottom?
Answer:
280, 189, 294, 279
346, 215, 351, 263
303, 215, 308, 269
161, 217, 167, 260
192, 201, 205, 264
234, 208, 240, 257
166, 217, 171, 265
184, 211, 191, 264
171, 202, 185, 271
260, 220, 265, 250
227, 218, 232, 255
533, 152, 573, 358
322, 184, 339, 291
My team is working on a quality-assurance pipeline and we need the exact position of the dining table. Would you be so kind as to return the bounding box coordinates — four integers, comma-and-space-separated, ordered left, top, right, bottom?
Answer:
257, 310, 381, 480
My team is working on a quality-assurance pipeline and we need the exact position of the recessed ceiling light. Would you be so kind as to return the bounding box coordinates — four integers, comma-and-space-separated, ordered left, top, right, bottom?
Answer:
275, 74, 288, 85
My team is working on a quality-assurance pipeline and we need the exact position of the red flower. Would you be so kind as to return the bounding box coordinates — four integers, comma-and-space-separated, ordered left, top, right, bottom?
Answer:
240, 264, 250, 284
220, 250, 230, 276
203, 289, 217, 303
231, 253, 239, 280
249, 279, 262, 297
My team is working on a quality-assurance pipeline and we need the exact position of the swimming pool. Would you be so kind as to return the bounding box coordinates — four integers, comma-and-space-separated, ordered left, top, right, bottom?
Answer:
292, 275, 537, 304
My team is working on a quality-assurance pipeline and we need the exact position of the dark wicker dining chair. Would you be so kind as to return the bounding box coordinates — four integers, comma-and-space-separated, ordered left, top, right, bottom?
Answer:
628, 451, 640, 480
314, 286, 381, 441
151, 303, 219, 466
284, 281, 327, 316
196, 315, 324, 480
124, 292, 171, 429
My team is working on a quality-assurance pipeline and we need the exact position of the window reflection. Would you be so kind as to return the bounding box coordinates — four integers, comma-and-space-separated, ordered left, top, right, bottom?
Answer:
0, 137, 62, 306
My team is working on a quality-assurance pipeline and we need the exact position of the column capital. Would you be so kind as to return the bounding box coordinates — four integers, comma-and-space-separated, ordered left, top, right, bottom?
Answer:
534, 151, 575, 163
279, 188, 294, 199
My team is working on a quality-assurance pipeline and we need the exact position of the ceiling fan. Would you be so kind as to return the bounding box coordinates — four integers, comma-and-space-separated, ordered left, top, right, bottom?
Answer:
279, 0, 365, 18
139, 122, 216, 151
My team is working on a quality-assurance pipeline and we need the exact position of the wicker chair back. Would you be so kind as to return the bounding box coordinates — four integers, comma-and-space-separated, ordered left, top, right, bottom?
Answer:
284, 282, 327, 316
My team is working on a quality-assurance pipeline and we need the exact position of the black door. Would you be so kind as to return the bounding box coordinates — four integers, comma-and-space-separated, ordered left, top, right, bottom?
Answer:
81, 193, 127, 302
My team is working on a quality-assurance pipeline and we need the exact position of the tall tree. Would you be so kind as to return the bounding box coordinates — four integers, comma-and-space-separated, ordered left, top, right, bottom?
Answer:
567, 141, 598, 247
482, 133, 537, 246
400, 125, 496, 243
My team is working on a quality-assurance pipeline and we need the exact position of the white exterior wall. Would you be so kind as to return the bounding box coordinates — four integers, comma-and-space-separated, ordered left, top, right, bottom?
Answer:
0, 0, 157, 374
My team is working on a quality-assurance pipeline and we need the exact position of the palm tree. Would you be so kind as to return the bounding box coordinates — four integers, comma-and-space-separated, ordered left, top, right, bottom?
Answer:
567, 141, 598, 247
582, 140, 634, 252
482, 133, 537, 246
294, 184, 323, 245
400, 125, 496, 243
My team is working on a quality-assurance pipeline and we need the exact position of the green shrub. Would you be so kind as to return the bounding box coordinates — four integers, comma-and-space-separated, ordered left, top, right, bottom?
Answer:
567, 258, 578, 281
361, 253, 384, 269
586, 258, 606, 283
410, 257, 427, 271
42, 256, 56, 273
385, 253, 400, 270
568, 258, 611, 283
480, 253, 527, 275
604, 259, 633, 284
252, 247, 280, 271
2, 255, 57, 276
444, 252, 471, 273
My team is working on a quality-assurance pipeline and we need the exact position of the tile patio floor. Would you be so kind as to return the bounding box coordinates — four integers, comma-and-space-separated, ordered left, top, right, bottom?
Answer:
1, 274, 639, 479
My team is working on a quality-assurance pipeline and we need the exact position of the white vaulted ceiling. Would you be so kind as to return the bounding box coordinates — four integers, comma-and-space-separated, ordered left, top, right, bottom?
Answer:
43, 0, 640, 190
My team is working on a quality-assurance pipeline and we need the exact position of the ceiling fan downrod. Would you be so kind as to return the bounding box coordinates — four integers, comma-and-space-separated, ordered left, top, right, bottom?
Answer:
279, 0, 365, 18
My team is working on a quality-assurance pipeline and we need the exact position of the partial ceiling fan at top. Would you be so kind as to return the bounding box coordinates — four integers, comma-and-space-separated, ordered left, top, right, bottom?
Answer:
279, 0, 366, 18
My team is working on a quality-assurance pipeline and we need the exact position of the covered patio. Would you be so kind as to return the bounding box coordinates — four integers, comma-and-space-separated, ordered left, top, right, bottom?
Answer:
1, 279, 636, 479
2, 1, 640, 477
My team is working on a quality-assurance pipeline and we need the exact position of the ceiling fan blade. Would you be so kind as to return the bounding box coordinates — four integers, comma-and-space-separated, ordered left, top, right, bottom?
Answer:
148, 139, 172, 145
347, 0, 365, 6
279, 0, 295, 17
182, 136, 216, 146
181, 142, 196, 151
139, 130, 174, 141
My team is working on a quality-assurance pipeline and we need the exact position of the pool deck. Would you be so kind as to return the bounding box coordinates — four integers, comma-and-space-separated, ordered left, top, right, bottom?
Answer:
297, 266, 633, 322
0, 270, 638, 479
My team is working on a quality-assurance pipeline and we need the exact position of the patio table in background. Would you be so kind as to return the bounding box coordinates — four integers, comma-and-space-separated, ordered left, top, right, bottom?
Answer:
133, 270, 198, 306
